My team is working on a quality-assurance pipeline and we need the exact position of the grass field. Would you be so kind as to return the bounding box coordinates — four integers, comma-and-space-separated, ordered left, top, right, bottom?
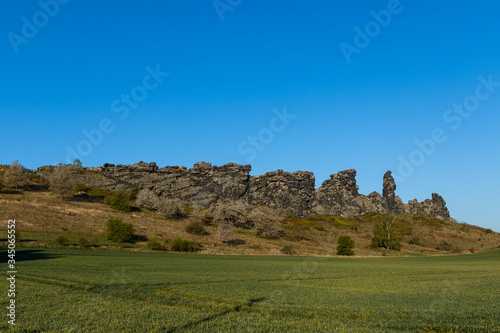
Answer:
1, 247, 499, 332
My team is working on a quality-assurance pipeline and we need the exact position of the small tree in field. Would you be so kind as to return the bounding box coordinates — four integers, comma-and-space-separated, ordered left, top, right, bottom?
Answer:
371, 215, 403, 251
49, 164, 76, 199
73, 158, 83, 168
336, 236, 355, 255
4, 160, 29, 190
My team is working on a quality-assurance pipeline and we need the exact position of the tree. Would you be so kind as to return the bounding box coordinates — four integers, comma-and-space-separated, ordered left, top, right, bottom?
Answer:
249, 206, 284, 239
108, 192, 131, 212
217, 220, 235, 244
4, 160, 29, 190
371, 215, 403, 251
336, 236, 355, 255
157, 197, 185, 219
49, 164, 76, 199
73, 158, 83, 168
136, 188, 158, 210
213, 201, 251, 228
106, 218, 134, 244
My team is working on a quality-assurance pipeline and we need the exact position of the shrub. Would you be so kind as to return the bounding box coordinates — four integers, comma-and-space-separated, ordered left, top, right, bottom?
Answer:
109, 192, 131, 212
250, 207, 284, 239
200, 211, 214, 225
337, 236, 355, 255
157, 198, 185, 219
4, 160, 29, 190
170, 238, 200, 252
281, 245, 296, 255
147, 238, 166, 251
49, 164, 76, 199
73, 158, 83, 167
75, 183, 90, 192
78, 236, 90, 247
213, 201, 251, 228
185, 221, 207, 235
129, 188, 140, 201
106, 218, 134, 244
436, 240, 457, 252
217, 220, 235, 244
136, 189, 158, 210
407, 235, 421, 245
371, 215, 403, 251
485, 228, 493, 234
54, 236, 69, 247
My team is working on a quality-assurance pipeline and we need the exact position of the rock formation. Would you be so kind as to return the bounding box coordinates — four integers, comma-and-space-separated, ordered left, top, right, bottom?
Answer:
316, 169, 366, 217
381, 171, 406, 215
34, 161, 450, 219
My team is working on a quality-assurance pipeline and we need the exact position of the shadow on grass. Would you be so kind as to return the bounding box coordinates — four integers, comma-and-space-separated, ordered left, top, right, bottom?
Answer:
0, 248, 62, 263
226, 239, 246, 246
165, 297, 266, 332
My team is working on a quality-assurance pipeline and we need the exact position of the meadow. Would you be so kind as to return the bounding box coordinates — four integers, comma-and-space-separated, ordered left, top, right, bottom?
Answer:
1, 247, 499, 332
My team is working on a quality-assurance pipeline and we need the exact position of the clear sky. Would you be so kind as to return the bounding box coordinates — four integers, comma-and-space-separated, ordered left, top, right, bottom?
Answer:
1, 1, 499, 231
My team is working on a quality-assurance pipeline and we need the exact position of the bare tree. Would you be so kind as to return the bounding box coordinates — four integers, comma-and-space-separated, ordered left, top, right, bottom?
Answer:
136, 189, 159, 210
250, 206, 284, 239
157, 197, 185, 219
217, 219, 235, 244
4, 160, 29, 190
49, 164, 76, 199
212, 201, 252, 228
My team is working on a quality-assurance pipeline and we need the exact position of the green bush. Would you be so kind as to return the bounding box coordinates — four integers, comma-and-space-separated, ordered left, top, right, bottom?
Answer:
185, 221, 207, 235
54, 236, 70, 247
75, 184, 91, 192
336, 236, 355, 255
147, 238, 166, 251
170, 238, 200, 252
109, 192, 131, 212
106, 218, 134, 244
129, 188, 140, 201
485, 228, 493, 234
78, 236, 90, 247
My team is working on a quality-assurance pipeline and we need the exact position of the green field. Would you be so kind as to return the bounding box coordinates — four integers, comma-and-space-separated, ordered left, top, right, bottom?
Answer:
1, 248, 499, 332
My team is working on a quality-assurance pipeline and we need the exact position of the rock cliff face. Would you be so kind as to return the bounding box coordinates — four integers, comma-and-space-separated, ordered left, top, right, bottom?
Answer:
248, 170, 316, 217
35, 161, 450, 219
316, 170, 366, 217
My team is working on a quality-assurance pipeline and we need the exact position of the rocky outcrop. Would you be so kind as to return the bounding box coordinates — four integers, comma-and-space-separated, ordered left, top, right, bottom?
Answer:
248, 170, 315, 217
381, 171, 405, 215
406, 193, 450, 220
316, 170, 366, 217
34, 161, 451, 219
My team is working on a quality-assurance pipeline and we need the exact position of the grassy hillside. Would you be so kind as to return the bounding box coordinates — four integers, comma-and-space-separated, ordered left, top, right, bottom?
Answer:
1, 247, 499, 332
1, 187, 499, 256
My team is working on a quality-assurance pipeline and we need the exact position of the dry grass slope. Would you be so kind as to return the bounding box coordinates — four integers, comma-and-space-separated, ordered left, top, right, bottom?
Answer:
1, 186, 499, 256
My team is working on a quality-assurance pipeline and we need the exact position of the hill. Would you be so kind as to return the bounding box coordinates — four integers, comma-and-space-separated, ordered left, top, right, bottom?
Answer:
1, 183, 498, 256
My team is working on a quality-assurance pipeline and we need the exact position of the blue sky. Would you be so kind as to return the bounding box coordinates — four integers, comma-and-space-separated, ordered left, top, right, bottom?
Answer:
1, 1, 499, 231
